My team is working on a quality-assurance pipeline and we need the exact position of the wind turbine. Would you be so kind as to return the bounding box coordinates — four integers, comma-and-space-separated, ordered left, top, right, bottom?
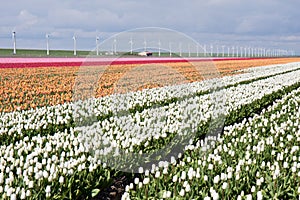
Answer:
227, 47, 230, 57
169, 42, 172, 57
240, 47, 243, 57
188, 44, 191, 57
96, 36, 100, 56
232, 46, 235, 57
143, 39, 147, 51
222, 45, 225, 57
113, 38, 117, 55
72, 34, 77, 56
129, 37, 133, 54
203, 44, 206, 57
46, 33, 50, 56
158, 40, 161, 57
210, 44, 213, 57
196, 44, 199, 57
216, 45, 219, 57
248, 47, 251, 57
179, 42, 182, 57
12, 31, 16, 55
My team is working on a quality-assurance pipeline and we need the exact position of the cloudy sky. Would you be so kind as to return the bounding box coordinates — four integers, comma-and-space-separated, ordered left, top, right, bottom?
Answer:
1, 0, 300, 53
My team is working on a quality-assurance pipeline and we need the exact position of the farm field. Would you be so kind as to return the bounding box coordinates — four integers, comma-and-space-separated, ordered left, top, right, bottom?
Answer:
0, 48, 90, 57
0, 57, 300, 199
1, 57, 300, 113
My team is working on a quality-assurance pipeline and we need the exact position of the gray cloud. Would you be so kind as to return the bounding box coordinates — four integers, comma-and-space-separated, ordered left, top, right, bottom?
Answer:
0, 0, 299, 53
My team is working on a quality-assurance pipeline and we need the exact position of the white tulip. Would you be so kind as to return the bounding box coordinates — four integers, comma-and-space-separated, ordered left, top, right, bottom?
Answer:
134, 178, 139, 185
246, 194, 252, 200
179, 189, 185, 197
10, 193, 17, 200
138, 167, 143, 174
155, 171, 161, 178
172, 175, 178, 183
59, 176, 64, 184
251, 186, 256, 193
257, 191, 263, 200
213, 175, 220, 184
222, 182, 228, 190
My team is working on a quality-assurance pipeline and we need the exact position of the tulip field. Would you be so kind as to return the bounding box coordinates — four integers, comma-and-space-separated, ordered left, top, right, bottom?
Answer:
1, 57, 300, 113
0, 58, 300, 199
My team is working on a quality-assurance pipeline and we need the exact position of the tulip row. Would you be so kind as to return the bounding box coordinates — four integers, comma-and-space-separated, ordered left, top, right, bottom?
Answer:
75, 67, 300, 158
123, 85, 300, 199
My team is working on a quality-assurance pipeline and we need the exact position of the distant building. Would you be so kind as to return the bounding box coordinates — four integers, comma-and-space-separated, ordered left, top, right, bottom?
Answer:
138, 51, 152, 56
105, 51, 114, 55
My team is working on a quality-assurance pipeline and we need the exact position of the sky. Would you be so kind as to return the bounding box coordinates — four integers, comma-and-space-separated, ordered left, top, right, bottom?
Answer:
0, 0, 300, 54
